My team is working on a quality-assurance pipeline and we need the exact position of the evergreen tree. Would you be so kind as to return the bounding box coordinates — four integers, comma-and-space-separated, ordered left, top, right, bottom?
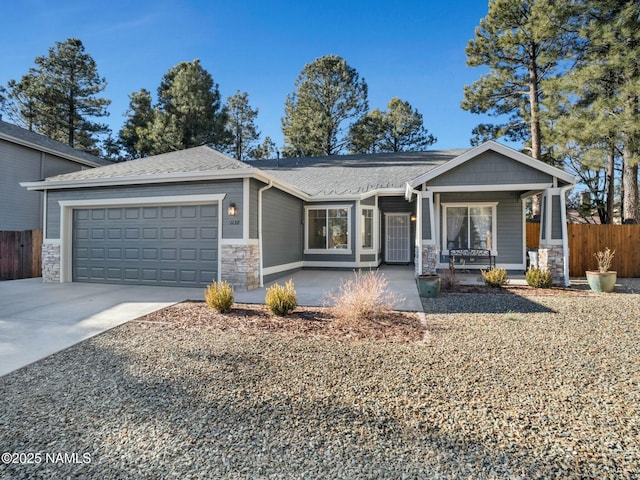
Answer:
4, 38, 111, 154
152, 59, 230, 153
348, 97, 436, 153
120, 60, 230, 156
462, 0, 575, 160
249, 136, 277, 160
225, 91, 260, 161
544, 0, 640, 223
119, 88, 154, 158
282, 55, 368, 156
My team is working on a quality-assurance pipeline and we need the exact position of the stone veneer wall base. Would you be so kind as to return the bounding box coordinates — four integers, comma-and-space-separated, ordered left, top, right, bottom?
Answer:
538, 245, 565, 285
220, 244, 260, 291
42, 243, 61, 283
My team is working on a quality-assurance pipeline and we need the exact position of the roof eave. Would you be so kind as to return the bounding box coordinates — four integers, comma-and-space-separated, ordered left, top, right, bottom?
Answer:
0, 132, 103, 168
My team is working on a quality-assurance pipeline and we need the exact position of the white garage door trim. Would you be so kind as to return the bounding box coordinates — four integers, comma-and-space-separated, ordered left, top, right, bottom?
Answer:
59, 194, 226, 283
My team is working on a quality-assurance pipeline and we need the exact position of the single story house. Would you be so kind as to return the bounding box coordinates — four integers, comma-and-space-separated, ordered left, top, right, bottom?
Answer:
1, 119, 109, 231
21, 141, 577, 288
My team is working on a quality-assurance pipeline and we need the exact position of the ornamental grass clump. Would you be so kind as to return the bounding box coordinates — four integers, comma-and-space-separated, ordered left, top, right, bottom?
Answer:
481, 268, 509, 287
265, 279, 297, 316
525, 267, 553, 288
204, 280, 234, 313
325, 270, 402, 324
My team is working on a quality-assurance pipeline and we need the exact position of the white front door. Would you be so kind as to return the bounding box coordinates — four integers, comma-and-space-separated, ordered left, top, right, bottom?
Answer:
385, 213, 411, 263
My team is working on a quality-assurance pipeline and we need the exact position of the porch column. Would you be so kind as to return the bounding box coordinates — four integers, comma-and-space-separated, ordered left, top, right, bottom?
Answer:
538, 187, 571, 286
416, 190, 439, 275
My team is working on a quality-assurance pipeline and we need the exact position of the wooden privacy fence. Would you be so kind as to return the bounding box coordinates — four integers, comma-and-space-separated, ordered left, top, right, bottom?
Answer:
526, 223, 640, 277
0, 229, 42, 280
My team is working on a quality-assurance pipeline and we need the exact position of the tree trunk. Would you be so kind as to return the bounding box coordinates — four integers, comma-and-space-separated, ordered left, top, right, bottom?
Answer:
605, 145, 616, 224
622, 145, 639, 223
528, 43, 543, 218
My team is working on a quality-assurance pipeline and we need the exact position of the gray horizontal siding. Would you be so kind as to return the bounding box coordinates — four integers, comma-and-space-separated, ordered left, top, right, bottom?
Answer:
1, 141, 86, 231
552, 194, 562, 239
262, 188, 303, 268
46, 180, 243, 239
249, 179, 261, 240
439, 191, 523, 265
422, 196, 432, 240
428, 151, 552, 187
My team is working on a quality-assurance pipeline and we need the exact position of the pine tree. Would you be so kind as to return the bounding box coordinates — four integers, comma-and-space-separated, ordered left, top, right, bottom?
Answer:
119, 88, 154, 158
225, 91, 260, 161
348, 97, 436, 153
282, 55, 368, 156
463, 0, 575, 160
4, 38, 110, 153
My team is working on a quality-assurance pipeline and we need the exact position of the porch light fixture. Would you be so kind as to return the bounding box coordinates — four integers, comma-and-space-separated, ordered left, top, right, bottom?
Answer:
228, 203, 238, 216
410, 214, 417, 222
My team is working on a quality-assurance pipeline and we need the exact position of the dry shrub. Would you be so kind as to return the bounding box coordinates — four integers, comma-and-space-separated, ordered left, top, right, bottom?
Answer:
325, 270, 403, 323
265, 279, 297, 316
204, 280, 234, 313
441, 262, 459, 290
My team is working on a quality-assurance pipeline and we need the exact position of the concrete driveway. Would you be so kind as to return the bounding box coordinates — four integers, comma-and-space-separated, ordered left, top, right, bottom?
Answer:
0, 279, 203, 377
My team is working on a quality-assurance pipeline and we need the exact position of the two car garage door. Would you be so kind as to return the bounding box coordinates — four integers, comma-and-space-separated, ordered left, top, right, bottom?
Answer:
72, 204, 218, 287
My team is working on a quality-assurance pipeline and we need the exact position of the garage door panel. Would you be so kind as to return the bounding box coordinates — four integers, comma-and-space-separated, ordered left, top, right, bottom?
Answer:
73, 204, 218, 287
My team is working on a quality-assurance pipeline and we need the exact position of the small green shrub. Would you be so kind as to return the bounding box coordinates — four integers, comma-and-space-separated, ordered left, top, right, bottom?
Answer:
481, 268, 509, 287
525, 267, 553, 288
265, 279, 297, 316
204, 280, 234, 313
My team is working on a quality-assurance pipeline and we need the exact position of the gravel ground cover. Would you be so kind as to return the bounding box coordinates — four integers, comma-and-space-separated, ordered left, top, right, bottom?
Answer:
1, 285, 639, 479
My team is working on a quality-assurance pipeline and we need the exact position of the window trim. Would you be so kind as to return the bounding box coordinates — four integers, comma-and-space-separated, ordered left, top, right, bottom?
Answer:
304, 204, 352, 255
441, 202, 498, 255
360, 206, 376, 252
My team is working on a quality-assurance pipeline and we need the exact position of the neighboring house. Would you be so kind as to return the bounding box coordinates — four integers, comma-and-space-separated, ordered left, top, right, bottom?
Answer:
21, 141, 577, 288
0, 119, 109, 231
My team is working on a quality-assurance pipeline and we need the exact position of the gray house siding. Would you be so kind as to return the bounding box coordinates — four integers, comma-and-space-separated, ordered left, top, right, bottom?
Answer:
427, 151, 552, 187
262, 188, 304, 268
439, 191, 523, 265
248, 179, 261, 240
551, 194, 562, 239
361, 196, 375, 206
421, 196, 432, 240
46, 180, 243, 239
1, 141, 86, 231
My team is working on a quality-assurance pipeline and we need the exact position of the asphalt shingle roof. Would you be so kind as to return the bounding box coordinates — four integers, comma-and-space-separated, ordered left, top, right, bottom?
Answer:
252, 150, 468, 196
45, 145, 252, 182
0, 119, 109, 167
39, 145, 471, 197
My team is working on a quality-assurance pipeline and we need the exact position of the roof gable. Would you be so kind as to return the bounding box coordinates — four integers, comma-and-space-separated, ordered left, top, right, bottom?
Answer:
409, 141, 576, 188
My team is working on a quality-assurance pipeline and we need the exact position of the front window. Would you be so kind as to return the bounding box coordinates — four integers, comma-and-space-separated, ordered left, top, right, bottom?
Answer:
443, 203, 496, 252
361, 208, 374, 249
306, 206, 351, 252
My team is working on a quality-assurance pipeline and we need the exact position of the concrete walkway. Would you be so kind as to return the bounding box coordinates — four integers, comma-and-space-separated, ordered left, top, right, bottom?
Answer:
0, 279, 202, 377
235, 265, 423, 312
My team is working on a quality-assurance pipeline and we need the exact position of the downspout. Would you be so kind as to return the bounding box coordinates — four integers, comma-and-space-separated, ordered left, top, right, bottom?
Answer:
560, 184, 573, 287
258, 181, 273, 287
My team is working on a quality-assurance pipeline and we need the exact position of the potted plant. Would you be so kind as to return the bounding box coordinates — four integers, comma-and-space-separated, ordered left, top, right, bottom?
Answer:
586, 247, 616, 293
417, 273, 441, 298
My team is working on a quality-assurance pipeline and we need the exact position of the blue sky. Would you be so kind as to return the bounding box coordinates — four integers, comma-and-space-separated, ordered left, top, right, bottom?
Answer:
1, 0, 495, 152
